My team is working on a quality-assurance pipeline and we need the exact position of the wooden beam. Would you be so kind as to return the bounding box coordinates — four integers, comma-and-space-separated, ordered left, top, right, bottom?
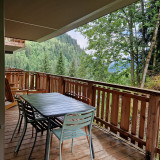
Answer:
0, 0, 5, 159
5, 38, 25, 48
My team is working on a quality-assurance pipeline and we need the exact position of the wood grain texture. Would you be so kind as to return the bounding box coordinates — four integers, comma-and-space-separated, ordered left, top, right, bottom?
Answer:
120, 93, 131, 140
5, 106, 145, 160
105, 90, 110, 129
138, 99, 146, 148
110, 92, 119, 134
131, 96, 138, 144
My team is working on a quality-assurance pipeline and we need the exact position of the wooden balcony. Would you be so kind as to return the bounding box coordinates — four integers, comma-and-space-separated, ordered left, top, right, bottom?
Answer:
5, 106, 145, 160
5, 38, 25, 53
5, 68, 160, 159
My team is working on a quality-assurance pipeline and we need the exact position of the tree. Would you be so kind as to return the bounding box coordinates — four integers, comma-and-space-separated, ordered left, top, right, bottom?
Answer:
77, 5, 136, 83
56, 52, 65, 75
68, 60, 76, 77
141, 8, 160, 88
40, 53, 51, 73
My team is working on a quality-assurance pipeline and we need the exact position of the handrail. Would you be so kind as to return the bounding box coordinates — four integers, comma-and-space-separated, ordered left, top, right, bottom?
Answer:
5, 69, 160, 95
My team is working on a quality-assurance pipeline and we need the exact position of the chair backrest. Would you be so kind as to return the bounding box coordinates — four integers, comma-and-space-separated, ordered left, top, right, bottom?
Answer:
17, 98, 35, 122
61, 110, 94, 139
15, 97, 24, 113
5, 78, 14, 102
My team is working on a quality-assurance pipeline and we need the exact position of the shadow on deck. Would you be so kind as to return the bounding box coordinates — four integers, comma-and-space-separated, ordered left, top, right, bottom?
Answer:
5, 106, 145, 160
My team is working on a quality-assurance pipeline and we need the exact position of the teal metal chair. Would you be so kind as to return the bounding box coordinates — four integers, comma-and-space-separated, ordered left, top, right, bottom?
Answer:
50, 109, 95, 160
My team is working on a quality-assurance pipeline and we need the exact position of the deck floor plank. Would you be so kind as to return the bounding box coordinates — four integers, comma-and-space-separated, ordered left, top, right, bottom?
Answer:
5, 106, 145, 160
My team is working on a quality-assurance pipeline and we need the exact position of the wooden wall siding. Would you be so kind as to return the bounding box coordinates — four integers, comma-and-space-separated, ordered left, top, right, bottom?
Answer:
5, 68, 160, 159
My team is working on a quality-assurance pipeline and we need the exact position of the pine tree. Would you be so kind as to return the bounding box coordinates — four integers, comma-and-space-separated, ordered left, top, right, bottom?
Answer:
40, 53, 51, 73
56, 52, 65, 75
68, 60, 76, 77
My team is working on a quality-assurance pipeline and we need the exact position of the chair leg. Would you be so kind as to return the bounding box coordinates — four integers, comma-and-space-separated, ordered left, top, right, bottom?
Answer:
71, 139, 73, 153
59, 141, 62, 160
28, 130, 37, 160
47, 130, 51, 159
10, 114, 21, 141
18, 115, 23, 133
89, 136, 93, 160
61, 141, 63, 155
14, 122, 27, 153
85, 126, 89, 144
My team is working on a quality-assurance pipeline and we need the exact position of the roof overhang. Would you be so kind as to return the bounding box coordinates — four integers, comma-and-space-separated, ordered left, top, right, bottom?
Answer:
5, 0, 138, 42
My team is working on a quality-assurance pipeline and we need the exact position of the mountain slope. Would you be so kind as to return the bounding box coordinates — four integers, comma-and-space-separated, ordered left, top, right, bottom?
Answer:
5, 34, 83, 74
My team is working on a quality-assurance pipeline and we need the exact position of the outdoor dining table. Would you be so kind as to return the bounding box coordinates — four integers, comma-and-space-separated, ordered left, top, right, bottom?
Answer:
20, 92, 96, 160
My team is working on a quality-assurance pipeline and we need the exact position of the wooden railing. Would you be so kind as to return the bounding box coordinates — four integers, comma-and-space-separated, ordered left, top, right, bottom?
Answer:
5, 68, 160, 160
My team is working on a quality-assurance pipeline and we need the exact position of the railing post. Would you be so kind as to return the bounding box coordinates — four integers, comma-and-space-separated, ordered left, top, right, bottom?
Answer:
75, 82, 78, 99
146, 95, 160, 160
25, 72, 29, 89
46, 74, 50, 93
36, 72, 40, 90
87, 82, 94, 105
58, 77, 65, 94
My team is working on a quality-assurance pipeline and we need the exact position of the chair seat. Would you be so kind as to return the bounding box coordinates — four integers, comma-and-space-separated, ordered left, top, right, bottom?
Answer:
34, 112, 46, 121
52, 128, 87, 140
55, 116, 64, 124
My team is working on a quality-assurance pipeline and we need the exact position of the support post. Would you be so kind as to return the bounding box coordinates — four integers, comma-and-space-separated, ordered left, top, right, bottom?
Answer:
87, 82, 93, 105
146, 95, 160, 160
0, 0, 5, 159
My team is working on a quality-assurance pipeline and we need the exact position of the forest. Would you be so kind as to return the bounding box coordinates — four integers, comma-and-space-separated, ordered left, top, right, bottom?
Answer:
5, 0, 160, 89
5, 34, 83, 77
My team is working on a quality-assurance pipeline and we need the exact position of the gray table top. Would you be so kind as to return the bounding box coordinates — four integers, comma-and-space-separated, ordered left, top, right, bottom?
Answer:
21, 93, 95, 117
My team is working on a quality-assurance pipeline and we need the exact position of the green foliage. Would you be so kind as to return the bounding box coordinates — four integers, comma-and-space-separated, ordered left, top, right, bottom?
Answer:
56, 52, 65, 75
40, 53, 51, 73
77, 52, 91, 79
68, 60, 76, 77
5, 34, 83, 75
5, 0, 160, 88
145, 75, 160, 90
77, 0, 160, 86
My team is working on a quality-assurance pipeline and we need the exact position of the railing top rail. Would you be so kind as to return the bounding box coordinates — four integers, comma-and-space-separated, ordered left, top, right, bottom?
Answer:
5, 68, 160, 96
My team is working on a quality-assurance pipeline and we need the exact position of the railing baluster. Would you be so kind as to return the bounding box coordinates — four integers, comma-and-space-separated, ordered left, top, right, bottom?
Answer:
131, 94, 138, 144
120, 92, 131, 140
110, 91, 119, 134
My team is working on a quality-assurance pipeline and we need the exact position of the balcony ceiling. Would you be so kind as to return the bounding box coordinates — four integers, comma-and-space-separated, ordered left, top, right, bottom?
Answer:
5, 0, 138, 42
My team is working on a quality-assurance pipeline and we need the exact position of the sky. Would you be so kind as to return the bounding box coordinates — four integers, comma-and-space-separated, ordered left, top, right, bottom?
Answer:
67, 29, 88, 49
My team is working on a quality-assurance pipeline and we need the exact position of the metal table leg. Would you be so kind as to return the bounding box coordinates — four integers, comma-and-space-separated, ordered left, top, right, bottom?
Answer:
44, 118, 51, 160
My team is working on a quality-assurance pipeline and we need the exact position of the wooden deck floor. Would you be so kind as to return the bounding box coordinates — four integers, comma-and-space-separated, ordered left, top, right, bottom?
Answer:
5, 106, 145, 160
